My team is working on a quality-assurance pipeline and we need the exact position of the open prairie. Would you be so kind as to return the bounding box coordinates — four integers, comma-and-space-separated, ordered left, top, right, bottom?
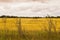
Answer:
0, 18, 60, 31
0, 18, 60, 40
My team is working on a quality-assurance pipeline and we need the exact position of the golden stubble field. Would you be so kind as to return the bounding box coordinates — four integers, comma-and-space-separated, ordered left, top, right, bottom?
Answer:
0, 18, 60, 31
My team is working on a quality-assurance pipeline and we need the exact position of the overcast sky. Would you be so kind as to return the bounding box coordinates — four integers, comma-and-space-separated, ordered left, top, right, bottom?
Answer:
0, 0, 60, 17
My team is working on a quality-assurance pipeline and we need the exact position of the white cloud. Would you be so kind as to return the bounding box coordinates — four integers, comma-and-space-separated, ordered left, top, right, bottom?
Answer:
0, 0, 60, 17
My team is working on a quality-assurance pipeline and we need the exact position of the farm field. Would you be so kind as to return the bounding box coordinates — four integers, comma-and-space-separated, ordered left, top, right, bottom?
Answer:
0, 18, 60, 40
0, 18, 60, 31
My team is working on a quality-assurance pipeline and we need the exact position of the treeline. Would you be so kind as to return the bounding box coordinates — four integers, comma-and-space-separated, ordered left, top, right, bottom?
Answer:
0, 15, 18, 18
0, 15, 60, 18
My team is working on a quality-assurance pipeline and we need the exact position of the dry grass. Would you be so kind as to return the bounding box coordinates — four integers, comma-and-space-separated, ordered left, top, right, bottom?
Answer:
0, 18, 60, 31
0, 18, 60, 40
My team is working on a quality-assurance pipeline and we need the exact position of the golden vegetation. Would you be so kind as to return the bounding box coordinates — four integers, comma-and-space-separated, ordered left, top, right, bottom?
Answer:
0, 18, 60, 31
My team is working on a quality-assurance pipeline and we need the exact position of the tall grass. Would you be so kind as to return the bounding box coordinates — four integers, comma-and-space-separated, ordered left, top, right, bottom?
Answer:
0, 30, 60, 40
0, 18, 60, 40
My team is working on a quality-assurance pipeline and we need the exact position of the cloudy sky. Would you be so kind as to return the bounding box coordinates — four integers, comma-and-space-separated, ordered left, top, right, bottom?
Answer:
0, 0, 60, 17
